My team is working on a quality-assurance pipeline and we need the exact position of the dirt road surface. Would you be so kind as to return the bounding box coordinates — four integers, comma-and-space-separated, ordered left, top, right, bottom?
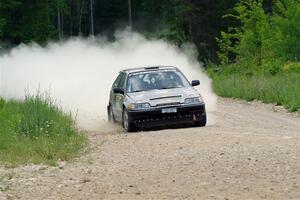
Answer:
1, 98, 300, 200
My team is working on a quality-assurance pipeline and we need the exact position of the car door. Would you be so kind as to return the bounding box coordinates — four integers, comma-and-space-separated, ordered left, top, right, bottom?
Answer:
110, 73, 122, 121
114, 73, 126, 121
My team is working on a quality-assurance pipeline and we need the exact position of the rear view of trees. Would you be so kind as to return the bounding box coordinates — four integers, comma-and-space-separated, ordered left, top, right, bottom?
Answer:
0, 0, 239, 62
0, 0, 56, 44
0, 0, 89, 44
4, 0, 297, 65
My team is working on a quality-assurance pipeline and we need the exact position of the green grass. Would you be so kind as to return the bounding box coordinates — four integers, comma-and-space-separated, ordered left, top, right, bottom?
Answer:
0, 94, 87, 166
212, 73, 300, 112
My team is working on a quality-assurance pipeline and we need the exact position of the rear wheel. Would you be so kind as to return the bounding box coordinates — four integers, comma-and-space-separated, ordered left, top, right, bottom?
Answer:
107, 105, 115, 123
122, 109, 136, 132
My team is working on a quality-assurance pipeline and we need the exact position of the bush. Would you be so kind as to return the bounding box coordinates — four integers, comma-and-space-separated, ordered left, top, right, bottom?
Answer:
217, 0, 300, 72
283, 62, 300, 73
0, 94, 86, 166
270, 1, 300, 62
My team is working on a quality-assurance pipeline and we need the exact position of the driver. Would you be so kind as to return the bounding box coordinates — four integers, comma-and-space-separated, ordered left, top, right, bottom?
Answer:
147, 74, 159, 90
161, 72, 182, 88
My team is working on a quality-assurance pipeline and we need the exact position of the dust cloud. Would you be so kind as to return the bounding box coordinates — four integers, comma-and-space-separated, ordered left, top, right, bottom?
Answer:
0, 31, 217, 131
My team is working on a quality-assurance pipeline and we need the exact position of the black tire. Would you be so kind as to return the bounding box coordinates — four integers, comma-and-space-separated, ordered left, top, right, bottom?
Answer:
194, 113, 207, 127
122, 109, 136, 132
107, 105, 115, 123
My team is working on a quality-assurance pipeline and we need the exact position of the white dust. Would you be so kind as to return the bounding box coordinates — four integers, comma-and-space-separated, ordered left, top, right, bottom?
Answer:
0, 31, 217, 131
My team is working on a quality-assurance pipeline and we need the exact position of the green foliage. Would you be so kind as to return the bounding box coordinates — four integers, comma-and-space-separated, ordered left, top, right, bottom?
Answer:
217, 0, 268, 67
0, 18, 5, 39
0, 95, 86, 166
270, 0, 300, 61
0, 0, 238, 62
217, 0, 300, 73
212, 73, 300, 112
0, 98, 4, 109
159, 0, 189, 44
210, 0, 300, 111
0, 1, 21, 45
0, 0, 58, 44
283, 62, 300, 73
136, 0, 190, 45
216, 31, 237, 65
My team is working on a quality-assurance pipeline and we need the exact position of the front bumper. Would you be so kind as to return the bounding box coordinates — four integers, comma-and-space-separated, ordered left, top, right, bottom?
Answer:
128, 103, 206, 128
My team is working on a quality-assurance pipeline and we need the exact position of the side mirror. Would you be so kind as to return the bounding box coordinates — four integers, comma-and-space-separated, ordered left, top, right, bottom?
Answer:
191, 80, 200, 87
113, 88, 124, 95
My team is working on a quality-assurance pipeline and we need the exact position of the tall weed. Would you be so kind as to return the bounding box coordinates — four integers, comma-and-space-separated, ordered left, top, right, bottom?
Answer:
213, 73, 300, 112
0, 94, 86, 166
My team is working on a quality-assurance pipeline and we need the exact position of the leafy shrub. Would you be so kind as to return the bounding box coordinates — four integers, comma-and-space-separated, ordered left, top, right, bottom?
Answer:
217, 0, 268, 67
270, 1, 300, 62
217, 0, 300, 75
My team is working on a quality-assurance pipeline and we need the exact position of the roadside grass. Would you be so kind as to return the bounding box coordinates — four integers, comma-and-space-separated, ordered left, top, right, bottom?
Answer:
0, 94, 87, 166
211, 73, 300, 112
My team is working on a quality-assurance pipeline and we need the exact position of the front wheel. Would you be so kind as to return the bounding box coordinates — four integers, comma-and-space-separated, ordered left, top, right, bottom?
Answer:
122, 109, 136, 132
194, 113, 207, 127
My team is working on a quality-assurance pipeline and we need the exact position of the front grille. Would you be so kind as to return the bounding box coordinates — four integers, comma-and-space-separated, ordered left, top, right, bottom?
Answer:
156, 102, 181, 107
150, 95, 182, 100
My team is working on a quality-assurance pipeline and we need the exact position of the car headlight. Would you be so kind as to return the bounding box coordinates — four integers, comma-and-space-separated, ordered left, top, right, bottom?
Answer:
184, 96, 203, 104
128, 103, 151, 110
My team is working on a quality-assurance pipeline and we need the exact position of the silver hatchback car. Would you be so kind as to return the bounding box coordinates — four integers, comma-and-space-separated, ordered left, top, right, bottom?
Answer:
107, 66, 206, 132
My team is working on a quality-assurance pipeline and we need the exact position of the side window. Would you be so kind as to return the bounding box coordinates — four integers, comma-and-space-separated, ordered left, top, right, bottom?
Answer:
118, 73, 126, 90
113, 74, 122, 88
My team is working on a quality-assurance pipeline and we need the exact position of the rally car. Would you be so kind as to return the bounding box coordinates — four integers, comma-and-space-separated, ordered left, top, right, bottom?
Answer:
107, 66, 206, 132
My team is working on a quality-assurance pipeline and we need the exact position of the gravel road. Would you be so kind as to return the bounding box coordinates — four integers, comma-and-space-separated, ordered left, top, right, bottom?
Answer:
1, 98, 300, 200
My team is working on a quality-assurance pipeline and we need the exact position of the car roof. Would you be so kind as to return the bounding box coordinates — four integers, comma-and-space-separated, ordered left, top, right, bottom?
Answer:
121, 66, 178, 74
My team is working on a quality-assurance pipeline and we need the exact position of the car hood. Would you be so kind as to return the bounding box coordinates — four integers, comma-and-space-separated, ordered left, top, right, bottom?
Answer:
126, 87, 199, 107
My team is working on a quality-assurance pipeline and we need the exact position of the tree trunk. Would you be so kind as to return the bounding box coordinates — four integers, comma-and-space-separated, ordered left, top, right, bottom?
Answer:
58, 6, 61, 40
188, 12, 193, 40
90, 0, 94, 36
175, 5, 179, 37
61, 10, 64, 39
78, 0, 82, 36
69, 0, 73, 36
46, 1, 50, 26
128, 0, 132, 31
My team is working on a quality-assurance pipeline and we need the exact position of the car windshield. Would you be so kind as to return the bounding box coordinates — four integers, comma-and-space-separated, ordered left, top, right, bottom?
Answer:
126, 70, 190, 93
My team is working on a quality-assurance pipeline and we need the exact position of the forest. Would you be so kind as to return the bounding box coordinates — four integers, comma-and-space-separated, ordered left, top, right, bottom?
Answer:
0, 0, 272, 62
